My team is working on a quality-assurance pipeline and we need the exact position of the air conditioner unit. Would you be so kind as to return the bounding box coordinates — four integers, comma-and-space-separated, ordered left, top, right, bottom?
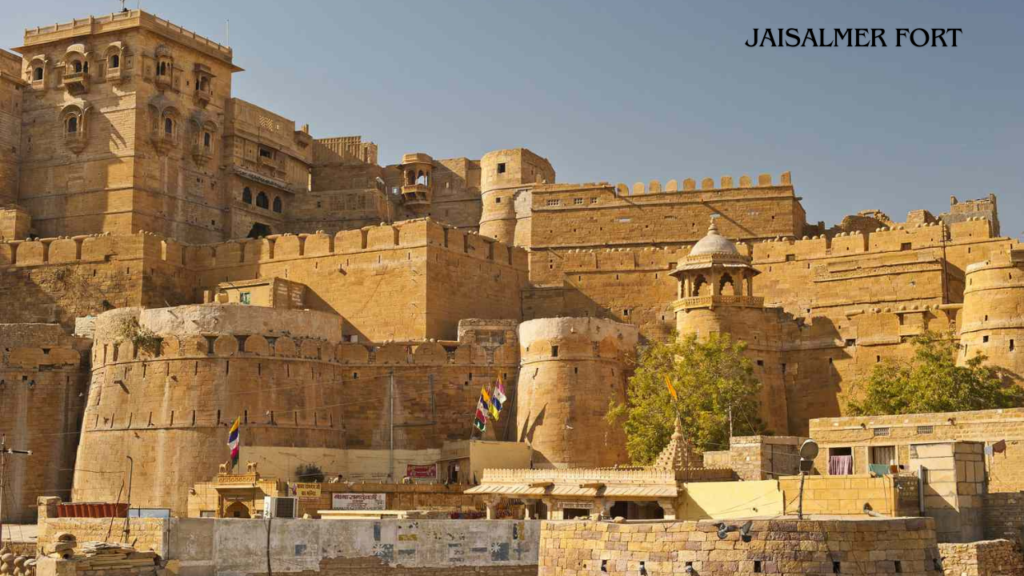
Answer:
263, 496, 298, 519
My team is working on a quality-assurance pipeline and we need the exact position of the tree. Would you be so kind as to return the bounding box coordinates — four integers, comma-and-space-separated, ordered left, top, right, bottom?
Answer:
846, 331, 1024, 416
607, 333, 766, 465
295, 463, 325, 483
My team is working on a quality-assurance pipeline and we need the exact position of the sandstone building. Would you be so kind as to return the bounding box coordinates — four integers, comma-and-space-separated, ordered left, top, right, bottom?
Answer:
0, 9, 1021, 523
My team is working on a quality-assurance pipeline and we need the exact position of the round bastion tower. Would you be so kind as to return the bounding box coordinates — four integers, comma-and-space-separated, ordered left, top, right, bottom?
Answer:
479, 149, 555, 247
669, 220, 789, 434
516, 317, 636, 468
74, 305, 347, 516
959, 248, 1024, 382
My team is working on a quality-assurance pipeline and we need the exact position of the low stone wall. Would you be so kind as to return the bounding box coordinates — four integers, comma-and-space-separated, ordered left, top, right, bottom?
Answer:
778, 474, 919, 517
37, 518, 539, 576
939, 539, 1024, 576
37, 518, 169, 557
539, 517, 943, 575
982, 492, 1024, 542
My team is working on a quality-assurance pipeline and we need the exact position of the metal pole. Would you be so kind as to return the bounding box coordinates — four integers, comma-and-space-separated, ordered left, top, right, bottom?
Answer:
389, 371, 395, 483
797, 471, 806, 520
0, 435, 6, 549
122, 456, 134, 543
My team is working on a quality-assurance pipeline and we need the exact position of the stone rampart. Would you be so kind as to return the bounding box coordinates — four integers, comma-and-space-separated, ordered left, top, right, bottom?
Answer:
0, 324, 89, 522
75, 306, 520, 516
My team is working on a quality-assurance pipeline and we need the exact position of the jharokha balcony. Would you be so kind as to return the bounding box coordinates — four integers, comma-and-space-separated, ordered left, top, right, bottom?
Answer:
401, 184, 432, 208
62, 70, 89, 95
673, 294, 764, 312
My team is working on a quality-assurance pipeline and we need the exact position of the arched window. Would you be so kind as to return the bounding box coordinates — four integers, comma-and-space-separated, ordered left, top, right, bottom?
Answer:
109, 54, 120, 69
416, 170, 428, 186
692, 275, 708, 297
72, 61, 82, 73
203, 132, 212, 149
66, 116, 78, 134
164, 117, 174, 135
720, 273, 735, 296
406, 171, 415, 186
242, 187, 252, 204
33, 67, 43, 81
272, 197, 282, 213
158, 62, 167, 76
256, 192, 269, 209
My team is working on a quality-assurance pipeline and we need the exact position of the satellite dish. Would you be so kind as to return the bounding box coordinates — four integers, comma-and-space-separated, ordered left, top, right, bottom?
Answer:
799, 439, 819, 460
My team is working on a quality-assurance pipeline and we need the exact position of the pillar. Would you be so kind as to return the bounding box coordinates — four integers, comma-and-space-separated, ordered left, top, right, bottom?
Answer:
657, 499, 677, 520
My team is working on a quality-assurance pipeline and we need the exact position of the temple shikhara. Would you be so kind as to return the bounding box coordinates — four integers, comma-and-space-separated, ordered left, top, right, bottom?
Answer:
1, 8, 1023, 576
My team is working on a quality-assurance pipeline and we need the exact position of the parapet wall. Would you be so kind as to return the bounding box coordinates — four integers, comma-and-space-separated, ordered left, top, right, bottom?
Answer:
39, 517, 540, 575
0, 218, 529, 340
538, 518, 943, 576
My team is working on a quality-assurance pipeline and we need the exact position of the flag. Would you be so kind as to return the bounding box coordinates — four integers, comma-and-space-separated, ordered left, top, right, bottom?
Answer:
482, 387, 499, 420
476, 399, 489, 422
494, 378, 508, 405
227, 416, 241, 469
473, 417, 486, 432
664, 375, 678, 401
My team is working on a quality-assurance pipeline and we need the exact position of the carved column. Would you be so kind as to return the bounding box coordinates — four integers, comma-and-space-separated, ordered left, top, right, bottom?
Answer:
657, 499, 677, 521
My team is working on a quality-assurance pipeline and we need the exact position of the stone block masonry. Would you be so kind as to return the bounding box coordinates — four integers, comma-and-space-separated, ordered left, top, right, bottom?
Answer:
37, 517, 540, 576
539, 517, 944, 575
938, 539, 1024, 576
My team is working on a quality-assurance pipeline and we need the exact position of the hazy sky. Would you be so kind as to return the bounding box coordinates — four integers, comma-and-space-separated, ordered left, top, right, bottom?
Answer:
6, 1, 1022, 235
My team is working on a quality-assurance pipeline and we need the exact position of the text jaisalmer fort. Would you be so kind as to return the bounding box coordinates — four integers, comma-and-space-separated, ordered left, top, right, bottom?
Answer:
0, 4, 1021, 576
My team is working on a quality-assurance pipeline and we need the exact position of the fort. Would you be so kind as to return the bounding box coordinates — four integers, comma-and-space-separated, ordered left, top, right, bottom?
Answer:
0, 8, 1023, 575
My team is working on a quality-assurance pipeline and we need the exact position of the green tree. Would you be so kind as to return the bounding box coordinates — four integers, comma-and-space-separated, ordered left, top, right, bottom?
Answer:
847, 331, 1024, 416
607, 333, 766, 465
295, 463, 325, 483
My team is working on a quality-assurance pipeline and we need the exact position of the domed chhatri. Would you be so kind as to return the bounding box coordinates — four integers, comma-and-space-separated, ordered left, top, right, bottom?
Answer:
670, 217, 762, 305
688, 219, 741, 257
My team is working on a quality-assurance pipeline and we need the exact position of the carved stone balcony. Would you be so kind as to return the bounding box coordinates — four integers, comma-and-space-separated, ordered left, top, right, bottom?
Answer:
191, 143, 214, 164
193, 86, 212, 107
672, 295, 764, 312
155, 73, 172, 91
63, 130, 87, 154
401, 184, 432, 209
62, 71, 89, 95
151, 130, 178, 154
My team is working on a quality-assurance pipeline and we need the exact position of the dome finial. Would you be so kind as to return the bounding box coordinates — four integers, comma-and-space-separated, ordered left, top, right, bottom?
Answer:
707, 216, 719, 235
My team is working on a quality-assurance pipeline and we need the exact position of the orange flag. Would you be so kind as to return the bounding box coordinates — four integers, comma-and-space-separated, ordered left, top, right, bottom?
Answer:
664, 375, 678, 401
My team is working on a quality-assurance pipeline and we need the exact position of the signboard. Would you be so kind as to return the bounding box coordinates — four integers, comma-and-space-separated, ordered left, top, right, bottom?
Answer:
332, 493, 386, 511
406, 464, 437, 479
291, 482, 322, 500
555, 501, 595, 511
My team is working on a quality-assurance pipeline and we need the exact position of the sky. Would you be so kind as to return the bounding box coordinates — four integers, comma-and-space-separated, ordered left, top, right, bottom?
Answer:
6, 1, 1023, 235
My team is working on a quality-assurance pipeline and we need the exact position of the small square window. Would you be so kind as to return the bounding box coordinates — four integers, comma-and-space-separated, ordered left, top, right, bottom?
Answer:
239, 292, 251, 305
495, 197, 501, 204
551, 346, 559, 358
546, 199, 560, 207
590, 197, 598, 204
573, 198, 583, 205
497, 163, 506, 174
873, 427, 890, 437
983, 335, 989, 343
901, 243, 912, 251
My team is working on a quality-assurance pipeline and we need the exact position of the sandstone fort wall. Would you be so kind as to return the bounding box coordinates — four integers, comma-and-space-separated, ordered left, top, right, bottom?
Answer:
0, 324, 89, 522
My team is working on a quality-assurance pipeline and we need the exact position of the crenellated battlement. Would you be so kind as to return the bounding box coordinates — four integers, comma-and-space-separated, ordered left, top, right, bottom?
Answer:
610, 171, 793, 197
90, 333, 519, 371
0, 218, 529, 272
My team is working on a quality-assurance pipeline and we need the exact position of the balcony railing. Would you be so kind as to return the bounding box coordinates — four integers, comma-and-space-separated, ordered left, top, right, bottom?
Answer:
62, 71, 89, 95
401, 184, 431, 207
673, 295, 764, 311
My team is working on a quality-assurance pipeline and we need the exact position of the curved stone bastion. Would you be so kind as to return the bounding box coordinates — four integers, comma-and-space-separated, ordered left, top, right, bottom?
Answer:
74, 305, 519, 516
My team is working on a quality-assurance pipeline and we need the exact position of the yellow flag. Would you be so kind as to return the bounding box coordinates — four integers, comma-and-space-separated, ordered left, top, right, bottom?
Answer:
664, 375, 678, 401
